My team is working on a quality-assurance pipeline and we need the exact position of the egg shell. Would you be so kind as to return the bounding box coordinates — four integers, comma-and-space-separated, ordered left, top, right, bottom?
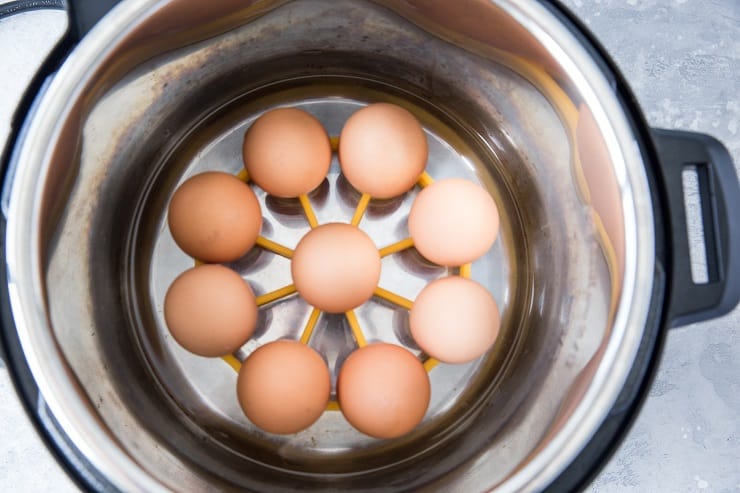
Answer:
242, 107, 331, 198
337, 343, 430, 439
237, 340, 331, 435
339, 103, 428, 199
408, 178, 499, 266
167, 172, 262, 263
164, 264, 257, 357
410, 276, 500, 364
291, 223, 381, 313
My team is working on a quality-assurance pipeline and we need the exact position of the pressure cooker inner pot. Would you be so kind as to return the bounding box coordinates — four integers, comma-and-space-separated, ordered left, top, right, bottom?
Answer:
38, 0, 638, 490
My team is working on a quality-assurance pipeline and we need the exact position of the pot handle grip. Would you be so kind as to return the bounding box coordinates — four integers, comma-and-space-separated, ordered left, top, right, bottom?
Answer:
651, 128, 740, 327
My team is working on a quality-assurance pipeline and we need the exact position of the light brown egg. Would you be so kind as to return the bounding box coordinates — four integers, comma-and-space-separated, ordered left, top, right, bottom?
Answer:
168, 172, 262, 263
337, 343, 430, 439
408, 178, 499, 266
339, 103, 428, 199
164, 265, 257, 357
237, 340, 331, 434
410, 276, 500, 364
291, 223, 381, 313
242, 107, 331, 198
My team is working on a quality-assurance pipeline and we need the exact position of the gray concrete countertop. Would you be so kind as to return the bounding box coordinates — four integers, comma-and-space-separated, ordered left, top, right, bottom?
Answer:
0, 1, 738, 492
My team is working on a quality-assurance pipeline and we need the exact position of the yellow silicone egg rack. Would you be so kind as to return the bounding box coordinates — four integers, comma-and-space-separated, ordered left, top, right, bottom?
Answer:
197, 137, 474, 411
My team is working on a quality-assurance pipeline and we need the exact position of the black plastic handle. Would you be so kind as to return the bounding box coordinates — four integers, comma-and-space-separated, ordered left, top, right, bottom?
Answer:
651, 128, 740, 327
67, 0, 121, 40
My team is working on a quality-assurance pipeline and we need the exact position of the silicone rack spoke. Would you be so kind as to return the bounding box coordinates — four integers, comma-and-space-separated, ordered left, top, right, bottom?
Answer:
373, 286, 413, 310
379, 237, 414, 258
459, 263, 472, 278
344, 310, 367, 347
237, 169, 250, 182
330, 136, 340, 152
256, 284, 297, 306
351, 193, 371, 226
298, 194, 319, 228
299, 308, 322, 344
423, 358, 439, 372
417, 171, 434, 188
222, 354, 242, 372
326, 401, 341, 411
255, 236, 293, 259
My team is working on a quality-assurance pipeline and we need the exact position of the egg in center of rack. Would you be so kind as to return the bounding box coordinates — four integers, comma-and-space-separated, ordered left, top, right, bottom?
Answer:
292, 223, 381, 313
162, 103, 503, 440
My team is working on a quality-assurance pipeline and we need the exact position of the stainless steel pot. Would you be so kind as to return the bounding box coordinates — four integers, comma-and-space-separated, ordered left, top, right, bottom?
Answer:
1, 1, 738, 492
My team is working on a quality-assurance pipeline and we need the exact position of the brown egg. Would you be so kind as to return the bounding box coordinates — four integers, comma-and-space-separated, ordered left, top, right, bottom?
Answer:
408, 178, 499, 266
337, 343, 430, 439
291, 223, 381, 313
164, 265, 257, 357
237, 340, 330, 434
339, 103, 428, 199
410, 276, 500, 364
242, 108, 331, 197
168, 172, 262, 263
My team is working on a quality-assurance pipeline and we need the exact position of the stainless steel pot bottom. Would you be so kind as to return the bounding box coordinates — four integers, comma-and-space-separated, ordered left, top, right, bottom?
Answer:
137, 81, 524, 469
9, 0, 655, 491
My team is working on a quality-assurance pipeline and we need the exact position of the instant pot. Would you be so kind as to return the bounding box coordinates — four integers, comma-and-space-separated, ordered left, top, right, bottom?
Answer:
1, 1, 739, 492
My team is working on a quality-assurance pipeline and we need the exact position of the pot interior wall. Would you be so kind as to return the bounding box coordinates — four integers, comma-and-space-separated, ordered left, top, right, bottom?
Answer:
39, 0, 621, 490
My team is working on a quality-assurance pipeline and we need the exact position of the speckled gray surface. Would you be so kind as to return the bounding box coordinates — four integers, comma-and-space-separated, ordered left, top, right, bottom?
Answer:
0, 1, 738, 492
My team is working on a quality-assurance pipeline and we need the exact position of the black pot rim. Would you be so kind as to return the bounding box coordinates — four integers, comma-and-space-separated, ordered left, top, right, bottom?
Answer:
543, 1, 671, 490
